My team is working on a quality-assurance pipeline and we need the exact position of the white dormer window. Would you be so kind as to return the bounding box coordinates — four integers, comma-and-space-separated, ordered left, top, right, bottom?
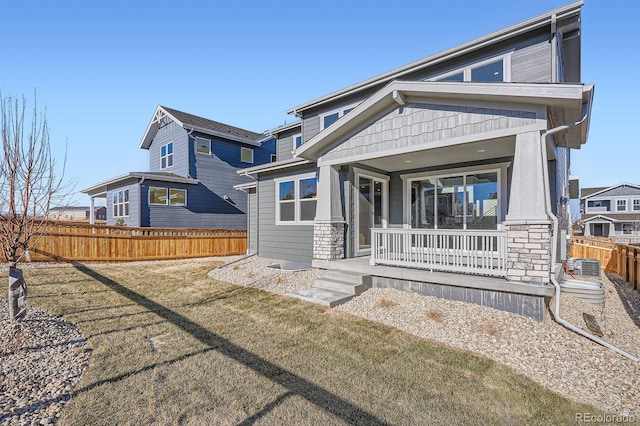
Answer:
429, 54, 512, 83
293, 134, 303, 150
321, 105, 356, 130
195, 137, 211, 155
161, 143, 173, 169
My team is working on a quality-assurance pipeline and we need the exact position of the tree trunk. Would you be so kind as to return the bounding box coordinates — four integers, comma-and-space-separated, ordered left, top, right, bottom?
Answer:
8, 265, 27, 321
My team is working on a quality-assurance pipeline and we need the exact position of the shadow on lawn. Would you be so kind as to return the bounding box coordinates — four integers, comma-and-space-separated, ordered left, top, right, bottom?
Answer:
72, 264, 389, 426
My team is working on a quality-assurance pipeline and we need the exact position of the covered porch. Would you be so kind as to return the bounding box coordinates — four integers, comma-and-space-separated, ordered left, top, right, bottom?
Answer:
299, 80, 593, 286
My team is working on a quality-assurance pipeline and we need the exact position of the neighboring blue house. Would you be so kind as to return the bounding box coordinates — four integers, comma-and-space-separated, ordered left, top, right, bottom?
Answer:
82, 106, 275, 228
237, 1, 594, 319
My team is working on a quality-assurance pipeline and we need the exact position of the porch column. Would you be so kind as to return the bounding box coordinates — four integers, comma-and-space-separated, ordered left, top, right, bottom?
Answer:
89, 196, 95, 225
313, 165, 345, 263
504, 131, 552, 284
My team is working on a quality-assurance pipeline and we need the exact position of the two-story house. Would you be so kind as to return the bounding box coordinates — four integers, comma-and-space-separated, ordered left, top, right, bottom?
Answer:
82, 106, 275, 228
237, 1, 593, 320
581, 183, 640, 238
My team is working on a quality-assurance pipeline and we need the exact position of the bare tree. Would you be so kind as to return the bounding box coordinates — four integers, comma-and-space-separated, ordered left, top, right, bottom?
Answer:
0, 92, 71, 320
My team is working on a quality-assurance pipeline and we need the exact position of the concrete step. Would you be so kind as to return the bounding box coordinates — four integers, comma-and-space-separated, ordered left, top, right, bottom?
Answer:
313, 278, 370, 296
320, 269, 372, 286
287, 287, 354, 308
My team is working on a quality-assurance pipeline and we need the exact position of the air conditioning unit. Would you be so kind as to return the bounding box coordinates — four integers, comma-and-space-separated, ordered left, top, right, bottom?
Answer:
573, 258, 601, 278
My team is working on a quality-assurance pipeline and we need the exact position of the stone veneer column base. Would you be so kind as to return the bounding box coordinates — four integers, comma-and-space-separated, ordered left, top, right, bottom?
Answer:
504, 220, 553, 285
313, 221, 345, 261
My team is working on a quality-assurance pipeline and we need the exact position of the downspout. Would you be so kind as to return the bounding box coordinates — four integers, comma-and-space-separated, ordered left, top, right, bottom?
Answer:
541, 118, 638, 362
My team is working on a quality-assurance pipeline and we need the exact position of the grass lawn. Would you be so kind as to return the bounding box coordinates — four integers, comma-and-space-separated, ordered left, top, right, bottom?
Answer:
23, 259, 600, 425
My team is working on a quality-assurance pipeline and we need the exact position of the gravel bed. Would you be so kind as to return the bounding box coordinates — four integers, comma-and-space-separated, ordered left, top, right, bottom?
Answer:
208, 255, 319, 294
1, 302, 91, 426
215, 256, 640, 417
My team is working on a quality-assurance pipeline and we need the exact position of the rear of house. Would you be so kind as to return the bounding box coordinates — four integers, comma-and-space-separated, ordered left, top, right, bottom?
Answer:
238, 1, 593, 320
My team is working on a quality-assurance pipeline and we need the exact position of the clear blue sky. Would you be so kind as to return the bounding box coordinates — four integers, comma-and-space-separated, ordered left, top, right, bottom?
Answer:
1, 1, 638, 206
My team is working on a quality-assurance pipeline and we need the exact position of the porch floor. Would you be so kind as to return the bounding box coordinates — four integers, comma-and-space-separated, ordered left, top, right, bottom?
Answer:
312, 257, 555, 297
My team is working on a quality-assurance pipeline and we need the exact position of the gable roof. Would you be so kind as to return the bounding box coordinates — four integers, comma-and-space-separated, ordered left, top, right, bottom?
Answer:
286, 1, 583, 116
140, 105, 264, 149
580, 183, 640, 199
294, 80, 593, 161
81, 172, 198, 195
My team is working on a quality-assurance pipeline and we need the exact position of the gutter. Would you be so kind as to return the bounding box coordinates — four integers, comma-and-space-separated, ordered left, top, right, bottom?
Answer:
540, 117, 638, 362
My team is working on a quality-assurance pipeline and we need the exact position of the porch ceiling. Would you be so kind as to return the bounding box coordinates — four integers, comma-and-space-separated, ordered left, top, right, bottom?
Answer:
357, 137, 515, 172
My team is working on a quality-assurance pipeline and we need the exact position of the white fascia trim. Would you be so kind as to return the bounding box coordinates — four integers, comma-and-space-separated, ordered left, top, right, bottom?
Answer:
139, 105, 185, 149
81, 173, 140, 194
234, 182, 257, 191
286, 1, 582, 115
186, 125, 261, 146
265, 121, 302, 135
236, 158, 313, 175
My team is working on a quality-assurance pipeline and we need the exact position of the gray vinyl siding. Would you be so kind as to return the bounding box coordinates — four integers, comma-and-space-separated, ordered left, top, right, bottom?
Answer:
275, 128, 301, 162
248, 187, 258, 253
298, 32, 552, 142
590, 186, 640, 198
148, 121, 189, 176
511, 38, 552, 83
106, 181, 140, 227
257, 167, 317, 263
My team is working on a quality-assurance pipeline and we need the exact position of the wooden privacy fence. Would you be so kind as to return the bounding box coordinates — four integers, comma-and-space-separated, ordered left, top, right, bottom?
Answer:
24, 222, 247, 263
570, 237, 639, 292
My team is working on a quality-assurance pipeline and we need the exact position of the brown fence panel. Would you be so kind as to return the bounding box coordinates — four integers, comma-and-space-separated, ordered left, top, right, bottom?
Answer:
570, 237, 639, 293
24, 221, 246, 263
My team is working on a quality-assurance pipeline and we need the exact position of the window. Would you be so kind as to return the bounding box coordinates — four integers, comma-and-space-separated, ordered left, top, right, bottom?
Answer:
271, 154, 277, 162
241, 147, 253, 163
169, 189, 187, 206
113, 189, 129, 217
195, 137, 211, 155
293, 134, 303, 149
276, 173, 317, 224
634, 199, 640, 211
161, 143, 173, 169
407, 170, 500, 230
149, 187, 168, 205
321, 105, 357, 129
622, 224, 633, 235
429, 54, 510, 83
149, 187, 187, 206
617, 199, 627, 211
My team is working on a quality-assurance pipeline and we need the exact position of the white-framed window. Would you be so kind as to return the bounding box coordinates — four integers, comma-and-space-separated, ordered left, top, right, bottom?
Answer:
428, 53, 512, 83
320, 105, 357, 130
293, 134, 303, 150
113, 189, 130, 217
275, 173, 317, 224
617, 199, 627, 211
160, 143, 173, 169
149, 187, 187, 206
195, 137, 211, 155
403, 165, 505, 230
633, 199, 640, 211
241, 147, 254, 163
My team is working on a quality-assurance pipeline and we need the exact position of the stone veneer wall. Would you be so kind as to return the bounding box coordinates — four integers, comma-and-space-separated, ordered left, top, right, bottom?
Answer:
505, 220, 553, 284
313, 221, 345, 261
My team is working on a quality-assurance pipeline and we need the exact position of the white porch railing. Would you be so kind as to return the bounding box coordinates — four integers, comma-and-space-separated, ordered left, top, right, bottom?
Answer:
371, 228, 508, 277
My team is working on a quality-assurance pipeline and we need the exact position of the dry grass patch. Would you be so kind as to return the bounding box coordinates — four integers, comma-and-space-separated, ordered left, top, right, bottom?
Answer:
375, 298, 398, 309
21, 259, 603, 425
426, 308, 444, 323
